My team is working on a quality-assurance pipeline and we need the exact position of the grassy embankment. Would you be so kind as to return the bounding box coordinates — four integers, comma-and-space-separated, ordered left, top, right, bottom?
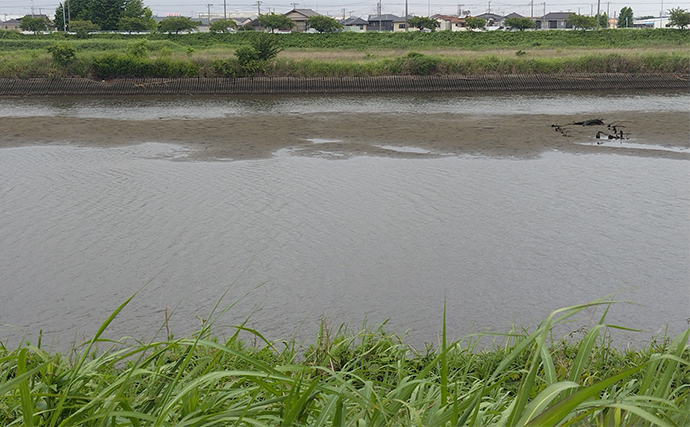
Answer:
0, 28, 688, 79
1, 296, 689, 426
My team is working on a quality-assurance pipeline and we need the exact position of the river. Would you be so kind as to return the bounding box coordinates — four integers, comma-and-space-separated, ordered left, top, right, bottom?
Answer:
0, 92, 688, 350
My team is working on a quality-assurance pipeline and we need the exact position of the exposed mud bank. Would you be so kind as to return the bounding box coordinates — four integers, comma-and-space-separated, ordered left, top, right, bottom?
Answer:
1, 73, 688, 96
2, 111, 688, 161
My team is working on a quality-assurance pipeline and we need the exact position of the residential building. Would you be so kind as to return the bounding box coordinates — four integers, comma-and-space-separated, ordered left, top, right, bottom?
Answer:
393, 15, 418, 31
433, 14, 467, 31
340, 16, 368, 31
367, 14, 399, 31
474, 12, 503, 27
285, 8, 320, 32
534, 12, 573, 29
0, 18, 21, 30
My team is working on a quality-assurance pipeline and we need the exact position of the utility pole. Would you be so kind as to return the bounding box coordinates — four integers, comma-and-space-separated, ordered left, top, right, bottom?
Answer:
530, 0, 533, 18
223, 0, 226, 19
405, 0, 408, 30
62, 2, 66, 31
596, 0, 600, 27
256, 1, 262, 15
291, 2, 299, 9
377, 0, 381, 30
488, 1, 491, 13
206, 3, 213, 21
67, 0, 70, 27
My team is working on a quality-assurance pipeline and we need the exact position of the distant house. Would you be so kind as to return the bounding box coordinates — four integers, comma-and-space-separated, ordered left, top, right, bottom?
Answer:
534, 12, 573, 29
475, 12, 503, 27
0, 19, 22, 31
393, 15, 417, 31
243, 18, 264, 32
503, 12, 525, 20
340, 16, 368, 31
191, 17, 210, 32
433, 14, 467, 31
367, 14, 399, 31
285, 8, 320, 32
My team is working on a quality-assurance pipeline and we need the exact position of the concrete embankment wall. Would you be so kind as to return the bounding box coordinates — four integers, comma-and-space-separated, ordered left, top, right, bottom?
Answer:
1, 74, 687, 96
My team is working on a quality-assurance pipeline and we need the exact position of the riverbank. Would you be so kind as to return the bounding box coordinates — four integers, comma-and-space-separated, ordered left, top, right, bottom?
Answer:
2, 108, 687, 161
1, 73, 688, 96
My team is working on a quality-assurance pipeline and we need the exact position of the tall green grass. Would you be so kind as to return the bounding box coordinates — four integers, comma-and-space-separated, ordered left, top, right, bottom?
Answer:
1, 296, 688, 426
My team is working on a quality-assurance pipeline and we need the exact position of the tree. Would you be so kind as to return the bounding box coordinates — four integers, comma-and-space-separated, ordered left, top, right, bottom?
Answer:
209, 18, 237, 33
465, 17, 486, 30
407, 16, 440, 31
118, 16, 156, 32
257, 13, 294, 33
70, 19, 100, 37
618, 7, 633, 28
158, 16, 199, 33
503, 16, 536, 30
307, 15, 343, 33
668, 7, 690, 29
54, 0, 153, 32
566, 13, 598, 29
597, 13, 608, 28
19, 16, 51, 33
118, 7, 156, 32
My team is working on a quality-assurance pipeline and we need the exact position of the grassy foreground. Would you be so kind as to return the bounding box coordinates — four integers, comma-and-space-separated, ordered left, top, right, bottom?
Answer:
1, 29, 688, 78
1, 297, 688, 426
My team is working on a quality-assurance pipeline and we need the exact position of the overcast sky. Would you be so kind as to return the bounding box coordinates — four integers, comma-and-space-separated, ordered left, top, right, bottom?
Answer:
3, 0, 688, 21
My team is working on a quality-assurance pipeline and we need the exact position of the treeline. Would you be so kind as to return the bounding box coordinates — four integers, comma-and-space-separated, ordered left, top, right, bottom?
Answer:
1, 27, 688, 50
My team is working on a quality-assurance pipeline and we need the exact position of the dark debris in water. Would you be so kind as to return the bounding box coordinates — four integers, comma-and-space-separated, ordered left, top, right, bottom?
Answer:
551, 118, 631, 142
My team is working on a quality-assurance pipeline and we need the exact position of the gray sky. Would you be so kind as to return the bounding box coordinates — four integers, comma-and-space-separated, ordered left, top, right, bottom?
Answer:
2, 0, 688, 21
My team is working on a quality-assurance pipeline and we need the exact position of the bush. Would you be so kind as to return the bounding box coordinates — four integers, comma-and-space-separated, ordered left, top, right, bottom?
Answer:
47, 42, 76, 65
126, 39, 149, 58
395, 52, 441, 75
92, 53, 200, 78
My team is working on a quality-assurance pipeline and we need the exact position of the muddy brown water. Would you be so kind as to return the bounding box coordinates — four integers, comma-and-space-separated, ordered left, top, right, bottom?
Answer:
0, 92, 688, 350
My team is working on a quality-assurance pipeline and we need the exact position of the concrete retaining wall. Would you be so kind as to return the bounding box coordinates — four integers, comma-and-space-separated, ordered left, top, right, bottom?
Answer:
1, 74, 687, 96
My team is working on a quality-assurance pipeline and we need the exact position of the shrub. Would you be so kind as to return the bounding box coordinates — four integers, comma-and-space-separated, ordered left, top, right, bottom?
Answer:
126, 39, 149, 58
47, 42, 76, 65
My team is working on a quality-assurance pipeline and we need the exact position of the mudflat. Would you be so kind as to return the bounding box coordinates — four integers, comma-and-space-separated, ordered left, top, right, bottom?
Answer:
1, 110, 688, 160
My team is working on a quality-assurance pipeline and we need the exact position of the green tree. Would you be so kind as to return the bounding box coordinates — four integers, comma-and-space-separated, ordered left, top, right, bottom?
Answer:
257, 13, 294, 33
307, 15, 343, 33
209, 18, 237, 33
19, 16, 51, 33
158, 16, 199, 33
407, 16, 440, 31
668, 7, 690, 29
503, 16, 536, 30
465, 16, 486, 30
618, 6, 633, 28
566, 13, 598, 29
118, 7, 156, 32
597, 13, 608, 28
55, 0, 152, 31
70, 19, 100, 37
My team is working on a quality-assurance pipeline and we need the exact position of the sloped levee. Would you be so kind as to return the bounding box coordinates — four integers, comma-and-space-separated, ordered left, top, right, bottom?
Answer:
0, 74, 688, 96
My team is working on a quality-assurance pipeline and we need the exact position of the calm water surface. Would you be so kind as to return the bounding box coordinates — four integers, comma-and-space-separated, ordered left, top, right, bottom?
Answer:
0, 93, 688, 349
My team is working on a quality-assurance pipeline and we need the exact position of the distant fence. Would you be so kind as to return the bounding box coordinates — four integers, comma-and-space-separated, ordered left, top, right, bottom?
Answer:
1, 74, 687, 96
